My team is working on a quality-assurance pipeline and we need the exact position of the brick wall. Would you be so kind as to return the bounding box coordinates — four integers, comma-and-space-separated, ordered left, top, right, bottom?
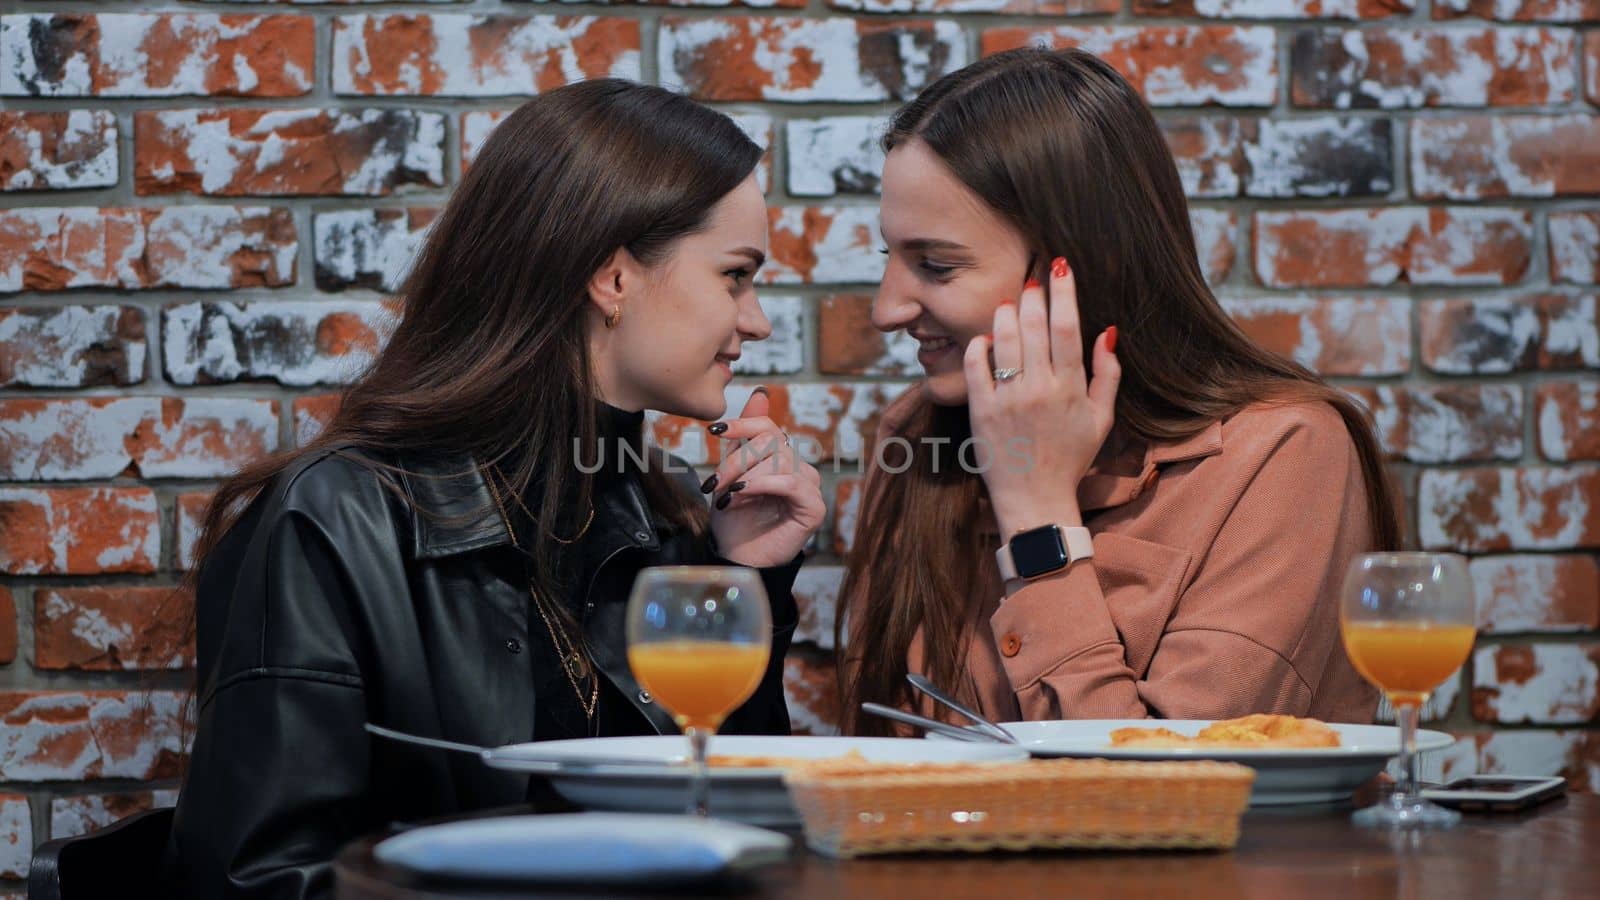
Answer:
1, 0, 1597, 883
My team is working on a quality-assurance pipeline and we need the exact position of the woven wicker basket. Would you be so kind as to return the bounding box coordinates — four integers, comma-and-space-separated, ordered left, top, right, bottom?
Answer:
782, 758, 1256, 858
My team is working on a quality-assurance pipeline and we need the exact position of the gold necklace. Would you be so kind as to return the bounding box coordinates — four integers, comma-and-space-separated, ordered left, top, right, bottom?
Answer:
482, 466, 599, 723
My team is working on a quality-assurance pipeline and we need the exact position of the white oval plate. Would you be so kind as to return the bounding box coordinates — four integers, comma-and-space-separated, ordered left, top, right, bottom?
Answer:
486, 735, 1029, 827
374, 813, 791, 884
989, 720, 1454, 806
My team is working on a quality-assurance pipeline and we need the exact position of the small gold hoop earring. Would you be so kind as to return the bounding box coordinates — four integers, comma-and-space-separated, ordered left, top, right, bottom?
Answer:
605, 307, 622, 330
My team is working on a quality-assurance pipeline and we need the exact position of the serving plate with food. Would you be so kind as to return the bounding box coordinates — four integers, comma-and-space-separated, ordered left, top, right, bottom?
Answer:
982, 715, 1454, 806
483, 735, 1030, 827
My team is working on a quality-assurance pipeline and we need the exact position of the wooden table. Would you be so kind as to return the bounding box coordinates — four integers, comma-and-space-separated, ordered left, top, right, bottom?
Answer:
336, 793, 1599, 899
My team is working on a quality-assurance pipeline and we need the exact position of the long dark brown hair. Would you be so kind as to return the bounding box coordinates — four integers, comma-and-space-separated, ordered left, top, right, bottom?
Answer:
177, 79, 762, 692
837, 48, 1402, 735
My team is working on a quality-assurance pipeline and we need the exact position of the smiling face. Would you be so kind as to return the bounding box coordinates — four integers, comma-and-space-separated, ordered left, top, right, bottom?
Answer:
597, 175, 772, 421
875, 139, 1032, 406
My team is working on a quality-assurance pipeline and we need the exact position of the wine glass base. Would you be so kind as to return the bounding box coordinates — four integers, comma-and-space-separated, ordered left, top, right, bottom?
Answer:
1352, 794, 1461, 830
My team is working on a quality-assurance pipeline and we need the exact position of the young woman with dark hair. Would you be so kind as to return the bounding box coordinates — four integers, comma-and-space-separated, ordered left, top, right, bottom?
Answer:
838, 48, 1399, 735
162, 79, 824, 898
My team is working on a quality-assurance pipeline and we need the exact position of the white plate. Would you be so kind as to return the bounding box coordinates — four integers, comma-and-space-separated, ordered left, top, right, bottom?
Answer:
986, 720, 1454, 806
485, 735, 1029, 827
374, 813, 791, 884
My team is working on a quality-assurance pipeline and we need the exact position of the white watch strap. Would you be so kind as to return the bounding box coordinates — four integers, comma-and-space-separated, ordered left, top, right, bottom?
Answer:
995, 525, 1094, 582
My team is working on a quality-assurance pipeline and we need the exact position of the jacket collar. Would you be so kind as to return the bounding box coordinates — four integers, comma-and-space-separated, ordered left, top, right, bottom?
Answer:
393, 451, 662, 560
1077, 420, 1225, 513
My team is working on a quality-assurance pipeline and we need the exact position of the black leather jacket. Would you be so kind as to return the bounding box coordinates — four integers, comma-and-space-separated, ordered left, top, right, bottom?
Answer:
161, 445, 800, 899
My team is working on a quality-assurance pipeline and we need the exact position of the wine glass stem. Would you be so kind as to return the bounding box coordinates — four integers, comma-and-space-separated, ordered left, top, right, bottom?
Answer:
687, 725, 711, 817
1394, 698, 1421, 800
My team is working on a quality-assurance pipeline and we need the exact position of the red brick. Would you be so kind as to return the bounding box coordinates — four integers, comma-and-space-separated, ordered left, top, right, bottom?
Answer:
1472, 554, 1600, 633
0, 690, 186, 781
50, 789, 177, 840
333, 15, 640, 96
981, 26, 1277, 106
1411, 116, 1600, 199
1191, 209, 1236, 284
786, 115, 890, 197
1137, 0, 1414, 14
0, 487, 159, 575
0, 110, 116, 191
35, 587, 194, 671
0, 14, 314, 97
1472, 643, 1600, 724
1477, 731, 1600, 791
164, 301, 394, 387
292, 395, 343, 448
1419, 294, 1598, 373
0, 587, 14, 666
176, 491, 214, 572
1347, 384, 1523, 463
0, 794, 29, 880
792, 565, 844, 650
834, 477, 863, 556
1550, 211, 1600, 284
1253, 208, 1533, 288
0, 207, 297, 292
1589, 32, 1600, 103
784, 650, 840, 736
313, 208, 438, 292
1418, 466, 1600, 551
662, 17, 966, 102
819, 295, 921, 376
0, 305, 145, 388
136, 109, 445, 197
1223, 296, 1410, 376
1168, 116, 1393, 199
1291, 27, 1578, 108
1538, 382, 1600, 461
0, 397, 279, 480
836, 0, 1115, 12
1434, 0, 1600, 20
765, 207, 883, 285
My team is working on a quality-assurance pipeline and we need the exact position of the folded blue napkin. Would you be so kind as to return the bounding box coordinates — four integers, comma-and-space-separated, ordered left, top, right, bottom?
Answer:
373, 812, 792, 884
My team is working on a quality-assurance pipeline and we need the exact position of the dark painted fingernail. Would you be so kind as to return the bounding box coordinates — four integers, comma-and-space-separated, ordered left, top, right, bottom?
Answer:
1051, 257, 1069, 279
1106, 326, 1119, 353
708, 422, 728, 436
728, 480, 747, 494
752, 385, 769, 396
700, 473, 719, 494
714, 491, 734, 510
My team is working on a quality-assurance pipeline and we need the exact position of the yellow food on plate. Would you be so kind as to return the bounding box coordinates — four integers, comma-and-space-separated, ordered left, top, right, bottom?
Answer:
1109, 714, 1341, 749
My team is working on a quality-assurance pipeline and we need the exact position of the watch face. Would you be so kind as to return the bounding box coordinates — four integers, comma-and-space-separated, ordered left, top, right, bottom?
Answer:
1010, 526, 1069, 578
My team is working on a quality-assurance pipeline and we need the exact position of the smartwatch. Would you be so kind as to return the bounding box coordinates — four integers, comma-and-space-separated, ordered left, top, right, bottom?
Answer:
995, 524, 1094, 581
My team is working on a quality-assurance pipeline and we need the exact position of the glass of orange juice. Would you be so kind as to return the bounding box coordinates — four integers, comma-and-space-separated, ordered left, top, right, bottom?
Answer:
1341, 552, 1476, 829
626, 566, 772, 817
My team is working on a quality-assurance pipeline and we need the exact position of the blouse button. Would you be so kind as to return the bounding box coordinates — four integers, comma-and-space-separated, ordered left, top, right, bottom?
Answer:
1000, 633, 1022, 658
505, 638, 522, 654
638, 689, 653, 704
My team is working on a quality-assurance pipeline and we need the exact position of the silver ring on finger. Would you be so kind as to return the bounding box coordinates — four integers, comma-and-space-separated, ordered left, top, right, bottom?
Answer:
992, 367, 1024, 384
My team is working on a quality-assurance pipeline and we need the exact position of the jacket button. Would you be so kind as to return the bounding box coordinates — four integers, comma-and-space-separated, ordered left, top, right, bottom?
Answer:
1000, 633, 1022, 658
638, 689, 653, 704
634, 529, 652, 542
506, 639, 522, 654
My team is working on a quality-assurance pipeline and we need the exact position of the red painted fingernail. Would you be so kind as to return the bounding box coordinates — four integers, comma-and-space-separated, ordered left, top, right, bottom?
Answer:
1051, 257, 1069, 279
1106, 326, 1119, 353
1024, 278, 1041, 291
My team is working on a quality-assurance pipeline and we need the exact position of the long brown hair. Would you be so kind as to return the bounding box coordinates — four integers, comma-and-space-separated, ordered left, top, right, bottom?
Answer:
178, 80, 762, 684
837, 49, 1402, 734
